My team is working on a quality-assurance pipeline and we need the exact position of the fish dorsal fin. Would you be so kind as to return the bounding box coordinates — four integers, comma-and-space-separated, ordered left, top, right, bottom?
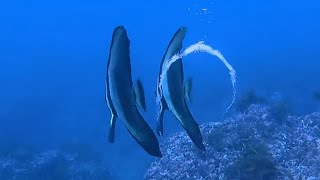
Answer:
184, 78, 193, 103
133, 79, 147, 111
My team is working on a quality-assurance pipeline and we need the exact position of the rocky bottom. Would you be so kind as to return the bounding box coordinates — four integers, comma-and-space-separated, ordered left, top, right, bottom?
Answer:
145, 105, 320, 180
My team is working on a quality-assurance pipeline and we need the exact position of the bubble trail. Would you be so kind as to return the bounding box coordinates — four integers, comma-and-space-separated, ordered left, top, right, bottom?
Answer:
159, 41, 237, 112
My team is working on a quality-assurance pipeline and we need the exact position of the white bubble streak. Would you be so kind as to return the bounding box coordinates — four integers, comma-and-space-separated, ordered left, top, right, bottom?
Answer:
159, 41, 237, 112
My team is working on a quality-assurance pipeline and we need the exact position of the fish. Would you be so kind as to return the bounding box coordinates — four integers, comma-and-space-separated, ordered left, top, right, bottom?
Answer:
156, 27, 205, 151
105, 26, 162, 157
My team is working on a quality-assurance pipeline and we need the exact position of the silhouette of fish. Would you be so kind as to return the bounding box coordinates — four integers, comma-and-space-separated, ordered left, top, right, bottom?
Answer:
105, 26, 162, 157
156, 27, 205, 151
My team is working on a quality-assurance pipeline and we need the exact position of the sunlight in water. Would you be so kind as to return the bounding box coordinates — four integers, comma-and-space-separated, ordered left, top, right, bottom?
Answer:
158, 41, 237, 112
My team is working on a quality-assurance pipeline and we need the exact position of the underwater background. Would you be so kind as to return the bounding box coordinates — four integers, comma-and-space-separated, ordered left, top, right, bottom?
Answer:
1, 0, 320, 179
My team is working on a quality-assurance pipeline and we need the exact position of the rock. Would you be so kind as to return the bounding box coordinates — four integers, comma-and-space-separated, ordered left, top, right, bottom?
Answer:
0, 149, 115, 180
145, 105, 320, 180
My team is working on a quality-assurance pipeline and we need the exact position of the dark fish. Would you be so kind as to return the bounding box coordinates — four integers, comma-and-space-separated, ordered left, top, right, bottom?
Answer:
105, 26, 162, 157
156, 27, 205, 151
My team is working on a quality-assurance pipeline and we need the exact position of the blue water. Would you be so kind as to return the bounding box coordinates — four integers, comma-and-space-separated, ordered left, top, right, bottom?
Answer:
1, 0, 320, 179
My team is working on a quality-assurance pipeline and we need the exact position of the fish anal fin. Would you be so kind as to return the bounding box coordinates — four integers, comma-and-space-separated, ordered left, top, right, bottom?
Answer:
108, 114, 117, 143
156, 103, 166, 137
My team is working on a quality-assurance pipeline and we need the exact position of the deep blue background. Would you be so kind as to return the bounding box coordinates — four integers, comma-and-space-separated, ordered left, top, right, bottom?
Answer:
1, 0, 320, 179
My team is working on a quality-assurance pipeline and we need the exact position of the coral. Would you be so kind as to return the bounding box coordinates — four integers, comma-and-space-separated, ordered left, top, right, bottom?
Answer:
145, 105, 320, 180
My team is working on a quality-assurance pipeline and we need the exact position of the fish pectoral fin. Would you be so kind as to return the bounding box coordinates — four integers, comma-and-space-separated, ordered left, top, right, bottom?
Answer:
183, 78, 193, 103
133, 79, 147, 111
108, 114, 117, 143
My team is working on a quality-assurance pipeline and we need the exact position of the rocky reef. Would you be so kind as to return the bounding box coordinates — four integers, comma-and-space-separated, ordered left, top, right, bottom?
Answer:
145, 105, 320, 180
0, 149, 115, 180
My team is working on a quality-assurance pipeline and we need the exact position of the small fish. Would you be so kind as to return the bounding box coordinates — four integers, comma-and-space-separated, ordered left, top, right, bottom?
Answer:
105, 26, 162, 157
156, 27, 205, 151
201, 8, 208, 13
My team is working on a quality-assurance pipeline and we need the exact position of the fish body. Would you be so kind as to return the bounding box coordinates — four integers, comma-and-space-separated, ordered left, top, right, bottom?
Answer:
156, 27, 205, 150
106, 26, 162, 157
